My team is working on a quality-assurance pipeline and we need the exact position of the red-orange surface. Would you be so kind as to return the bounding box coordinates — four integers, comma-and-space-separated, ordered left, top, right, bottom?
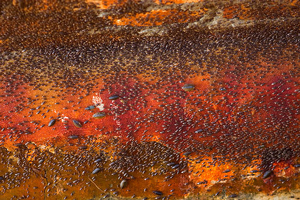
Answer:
0, 0, 300, 199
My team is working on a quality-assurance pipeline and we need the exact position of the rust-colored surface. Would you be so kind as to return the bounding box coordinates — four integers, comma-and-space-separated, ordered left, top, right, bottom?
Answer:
1, 0, 300, 199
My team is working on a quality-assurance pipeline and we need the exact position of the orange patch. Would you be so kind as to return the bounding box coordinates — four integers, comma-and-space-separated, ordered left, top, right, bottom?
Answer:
113, 9, 206, 26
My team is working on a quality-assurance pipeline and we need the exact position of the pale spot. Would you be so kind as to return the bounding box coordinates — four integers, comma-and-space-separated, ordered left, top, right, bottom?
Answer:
93, 93, 105, 111
61, 115, 69, 123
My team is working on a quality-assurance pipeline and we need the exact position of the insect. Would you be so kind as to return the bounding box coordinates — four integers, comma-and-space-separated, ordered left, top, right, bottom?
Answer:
120, 179, 127, 189
109, 95, 119, 100
68, 135, 79, 139
85, 105, 95, 110
73, 120, 82, 128
182, 84, 195, 91
263, 170, 273, 179
92, 168, 102, 174
93, 112, 106, 119
48, 119, 56, 127
153, 191, 163, 195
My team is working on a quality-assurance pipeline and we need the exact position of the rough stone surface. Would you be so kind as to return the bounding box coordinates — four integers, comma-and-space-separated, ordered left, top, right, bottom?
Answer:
0, 0, 300, 199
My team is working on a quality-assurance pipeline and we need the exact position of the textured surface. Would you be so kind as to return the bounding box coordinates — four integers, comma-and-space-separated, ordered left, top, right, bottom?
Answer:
0, 0, 300, 199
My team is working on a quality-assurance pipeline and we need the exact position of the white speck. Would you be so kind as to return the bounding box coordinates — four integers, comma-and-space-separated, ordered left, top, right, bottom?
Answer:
53, 110, 69, 123
61, 115, 69, 123
92, 93, 105, 111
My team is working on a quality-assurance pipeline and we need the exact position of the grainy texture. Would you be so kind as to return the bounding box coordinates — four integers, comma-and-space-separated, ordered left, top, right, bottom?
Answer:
0, 0, 300, 199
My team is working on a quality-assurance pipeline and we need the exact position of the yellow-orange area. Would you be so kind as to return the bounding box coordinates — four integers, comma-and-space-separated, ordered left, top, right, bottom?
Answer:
86, 0, 126, 9
85, 0, 202, 9
113, 9, 206, 26
188, 156, 236, 187
84, 0, 300, 10
153, 0, 202, 5
0, 139, 299, 200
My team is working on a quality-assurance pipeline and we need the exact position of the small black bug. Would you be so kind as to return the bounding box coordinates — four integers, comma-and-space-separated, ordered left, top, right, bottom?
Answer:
73, 120, 82, 128
109, 95, 119, 100
153, 191, 163, 196
48, 119, 56, 127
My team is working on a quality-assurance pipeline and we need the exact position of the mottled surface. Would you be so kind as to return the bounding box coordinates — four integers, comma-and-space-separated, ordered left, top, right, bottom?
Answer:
0, 0, 300, 199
